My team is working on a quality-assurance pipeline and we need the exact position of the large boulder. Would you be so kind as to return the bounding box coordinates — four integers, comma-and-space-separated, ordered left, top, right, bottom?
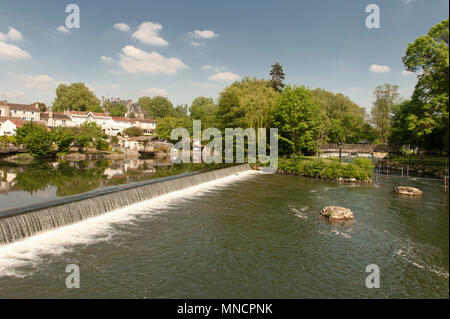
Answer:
320, 206, 354, 221
394, 186, 423, 197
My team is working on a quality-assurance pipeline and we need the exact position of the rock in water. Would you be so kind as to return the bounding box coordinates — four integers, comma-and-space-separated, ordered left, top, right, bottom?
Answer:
320, 206, 354, 220
394, 186, 423, 197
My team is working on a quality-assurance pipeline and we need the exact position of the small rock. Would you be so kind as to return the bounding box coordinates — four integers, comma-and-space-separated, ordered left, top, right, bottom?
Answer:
320, 206, 354, 220
394, 186, 423, 197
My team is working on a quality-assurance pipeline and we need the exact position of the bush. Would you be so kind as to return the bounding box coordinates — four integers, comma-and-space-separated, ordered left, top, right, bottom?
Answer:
95, 138, 109, 151
15, 123, 54, 158
123, 126, 143, 137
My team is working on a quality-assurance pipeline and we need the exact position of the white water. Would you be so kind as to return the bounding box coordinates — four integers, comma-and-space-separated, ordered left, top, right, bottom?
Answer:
0, 170, 259, 278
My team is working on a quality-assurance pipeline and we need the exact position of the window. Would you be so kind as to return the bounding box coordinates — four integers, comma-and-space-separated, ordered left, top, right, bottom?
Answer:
62, 120, 66, 125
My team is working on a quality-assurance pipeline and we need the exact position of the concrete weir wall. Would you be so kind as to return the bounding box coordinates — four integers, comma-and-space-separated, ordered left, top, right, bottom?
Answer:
0, 164, 251, 245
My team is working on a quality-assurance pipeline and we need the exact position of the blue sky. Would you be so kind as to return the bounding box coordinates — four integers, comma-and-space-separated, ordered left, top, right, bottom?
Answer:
0, 0, 448, 113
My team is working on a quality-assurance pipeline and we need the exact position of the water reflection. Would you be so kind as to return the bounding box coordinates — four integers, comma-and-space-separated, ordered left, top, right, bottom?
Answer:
0, 157, 229, 201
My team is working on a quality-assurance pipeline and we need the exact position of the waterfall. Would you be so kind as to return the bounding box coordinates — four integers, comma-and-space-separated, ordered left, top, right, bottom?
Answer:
0, 164, 251, 245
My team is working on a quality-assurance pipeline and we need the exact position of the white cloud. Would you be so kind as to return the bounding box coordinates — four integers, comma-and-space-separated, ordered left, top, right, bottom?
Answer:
57, 25, 70, 34
114, 23, 130, 32
0, 90, 27, 99
14, 73, 56, 89
187, 81, 217, 88
402, 70, 414, 76
209, 71, 241, 82
6, 27, 23, 41
192, 30, 219, 39
190, 40, 204, 47
202, 65, 225, 72
0, 27, 23, 42
369, 64, 390, 73
119, 45, 187, 74
0, 41, 31, 60
132, 22, 168, 46
142, 87, 168, 97
100, 55, 115, 63
400, 0, 414, 5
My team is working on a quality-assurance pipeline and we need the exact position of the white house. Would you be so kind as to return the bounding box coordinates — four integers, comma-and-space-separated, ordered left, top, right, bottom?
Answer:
0, 117, 26, 136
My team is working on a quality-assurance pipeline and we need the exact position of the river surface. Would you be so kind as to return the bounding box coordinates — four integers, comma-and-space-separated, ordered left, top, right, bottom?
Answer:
0, 168, 448, 298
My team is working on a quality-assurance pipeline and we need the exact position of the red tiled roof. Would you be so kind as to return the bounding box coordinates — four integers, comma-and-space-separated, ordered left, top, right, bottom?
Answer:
7, 103, 38, 112
90, 112, 110, 117
112, 117, 136, 122
41, 112, 71, 120
67, 111, 88, 116
0, 117, 27, 127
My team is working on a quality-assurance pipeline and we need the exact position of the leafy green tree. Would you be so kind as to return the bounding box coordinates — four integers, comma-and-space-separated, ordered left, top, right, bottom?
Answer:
189, 97, 216, 128
15, 123, 54, 158
72, 121, 106, 152
33, 102, 47, 112
53, 83, 101, 112
51, 127, 75, 153
138, 96, 174, 118
400, 18, 449, 152
311, 89, 373, 144
109, 103, 127, 117
215, 77, 278, 130
270, 85, 322, 154
172, 104, 189, 117
269, 62, 286, 93
156, 116, 192, 141
371, 83, 400, 145
123, 126, 143, 137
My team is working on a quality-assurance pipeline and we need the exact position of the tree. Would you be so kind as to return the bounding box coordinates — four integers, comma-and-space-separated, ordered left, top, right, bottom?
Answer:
401, 18, 449, 152
15, 123, 54, 158
123, 126, 143, 137
172, 104, 188, 117
33, 102, 47, 112
138, 96, 174, 118
190, 97, 216, 128
215, 77, 278, 130
269, 62, 286, 93
311, 89, 374, 144
109, 103, 127, 117
53, 83, 101, 112
51, 127, 75, 153
72, 121, 106, 152
156, 116, 192, 141
370, 83, 400, 145
270, 85, 322, 154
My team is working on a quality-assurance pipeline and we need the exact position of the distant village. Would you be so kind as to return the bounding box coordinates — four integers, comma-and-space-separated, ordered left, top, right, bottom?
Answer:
0, 98, 157, 137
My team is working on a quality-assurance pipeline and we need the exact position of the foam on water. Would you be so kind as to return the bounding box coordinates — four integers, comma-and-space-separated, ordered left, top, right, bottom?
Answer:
0, 170, 259, 278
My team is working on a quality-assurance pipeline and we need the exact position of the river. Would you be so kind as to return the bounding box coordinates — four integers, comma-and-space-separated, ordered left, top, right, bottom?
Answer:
0, 160, 448, 298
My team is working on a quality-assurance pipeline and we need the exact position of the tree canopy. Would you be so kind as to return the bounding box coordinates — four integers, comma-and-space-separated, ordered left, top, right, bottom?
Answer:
53, 83, 101, 112
138, 96, 174, 119
269, 62, 286, 93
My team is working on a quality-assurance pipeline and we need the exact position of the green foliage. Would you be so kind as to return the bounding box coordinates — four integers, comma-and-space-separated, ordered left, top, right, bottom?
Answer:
311, 88, 376, 144
108, 103, 127, 117
172, 104, 189, 117
396, 18, 449, 152
371, 83, 400, 145
0, 135, 16, 146
110, 136, 119, 145
72, 121, 106, 151
190, 97, 217, 128
138, 96, 174, 119
52, 82, 101, 112
215, 77, 278, 130
279, 157, 374, 180
269, 62, 286, 93
15, 123, 54, 158
271, 85, 322, 154
156, 116, 192, 141
123, 126, 143, 137
33, 102, 47, 112
51, 127, 75, 153
95, 138, 109, 151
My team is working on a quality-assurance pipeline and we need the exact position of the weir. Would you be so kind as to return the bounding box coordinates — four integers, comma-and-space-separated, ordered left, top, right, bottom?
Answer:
0, 164, 251, 245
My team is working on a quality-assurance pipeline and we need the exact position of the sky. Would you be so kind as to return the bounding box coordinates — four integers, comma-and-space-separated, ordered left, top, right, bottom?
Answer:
0, 0, 448, 113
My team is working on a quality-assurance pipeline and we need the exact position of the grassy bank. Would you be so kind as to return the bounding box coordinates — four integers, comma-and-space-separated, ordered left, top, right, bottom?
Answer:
278, 156, 374, 182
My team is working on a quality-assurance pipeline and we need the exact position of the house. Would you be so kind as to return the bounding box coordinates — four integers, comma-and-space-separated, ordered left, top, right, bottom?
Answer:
0, 117, 27, 136
0, 101, 41, 121
41, 112, 72, 127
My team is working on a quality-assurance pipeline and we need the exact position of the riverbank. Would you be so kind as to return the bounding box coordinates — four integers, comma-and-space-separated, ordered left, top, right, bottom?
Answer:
277, 157, 373, 183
